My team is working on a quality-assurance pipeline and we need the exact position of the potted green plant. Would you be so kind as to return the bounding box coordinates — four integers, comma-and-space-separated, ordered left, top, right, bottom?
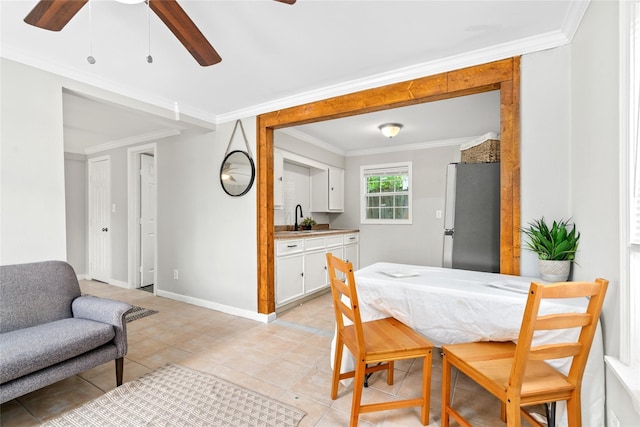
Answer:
521, 217, 580, 281
300, 217, 316, 230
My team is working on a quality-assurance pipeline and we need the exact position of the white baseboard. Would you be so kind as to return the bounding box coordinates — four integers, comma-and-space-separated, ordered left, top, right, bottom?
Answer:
156, 289, 276, 323
108, 278, 130, 289
76, 273, 89, 281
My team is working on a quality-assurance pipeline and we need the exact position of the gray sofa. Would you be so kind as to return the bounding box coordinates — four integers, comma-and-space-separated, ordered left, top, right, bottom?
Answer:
0, 260, 132, 403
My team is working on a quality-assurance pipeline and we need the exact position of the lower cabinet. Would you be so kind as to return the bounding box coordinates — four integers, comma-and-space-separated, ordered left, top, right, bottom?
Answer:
275, 233, 359, 308
275, 254, 304, 305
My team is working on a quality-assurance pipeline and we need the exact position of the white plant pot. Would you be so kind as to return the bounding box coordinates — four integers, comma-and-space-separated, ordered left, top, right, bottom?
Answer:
538, 259, 571, 282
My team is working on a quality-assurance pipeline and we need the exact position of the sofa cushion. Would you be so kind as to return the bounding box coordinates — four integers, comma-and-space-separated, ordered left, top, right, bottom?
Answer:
0, 261, 81, 333
0, 318, 115, 384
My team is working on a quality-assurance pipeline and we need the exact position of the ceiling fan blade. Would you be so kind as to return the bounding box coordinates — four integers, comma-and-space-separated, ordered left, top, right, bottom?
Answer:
274, 0, 296, 4
148, 0, 221, 67
24, 0, 88, 31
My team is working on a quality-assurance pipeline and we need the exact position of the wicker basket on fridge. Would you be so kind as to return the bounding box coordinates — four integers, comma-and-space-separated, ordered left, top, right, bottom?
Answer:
460, 133, 500, 163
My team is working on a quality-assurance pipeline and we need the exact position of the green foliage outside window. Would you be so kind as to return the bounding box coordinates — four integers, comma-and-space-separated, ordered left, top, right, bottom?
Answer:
365, 174, 409, 220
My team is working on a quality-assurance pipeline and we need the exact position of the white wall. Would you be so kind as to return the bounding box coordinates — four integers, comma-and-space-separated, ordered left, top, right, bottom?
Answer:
519, 46, 573, 277
64, 153, 87, 275
157, 122, 258, 313
1, 59, 67, 265
570, 2, 637, 425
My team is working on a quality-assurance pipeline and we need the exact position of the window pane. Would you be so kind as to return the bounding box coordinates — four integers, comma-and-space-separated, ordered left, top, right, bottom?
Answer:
366, 196, 379, 207
381, 207, 394, 219
380, 176, 394, 192
366, 177, 380, 194
380, 196, 394, 207
366, 208, 379, 219
395, 195, 408, 207
395, 207, 409, 219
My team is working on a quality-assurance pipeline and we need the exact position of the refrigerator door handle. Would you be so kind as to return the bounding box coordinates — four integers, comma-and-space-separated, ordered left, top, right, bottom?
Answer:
444, 229, 454, 236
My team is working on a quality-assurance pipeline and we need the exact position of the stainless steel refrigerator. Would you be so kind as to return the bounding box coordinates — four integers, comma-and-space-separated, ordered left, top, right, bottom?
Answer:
442, 162, 500, 272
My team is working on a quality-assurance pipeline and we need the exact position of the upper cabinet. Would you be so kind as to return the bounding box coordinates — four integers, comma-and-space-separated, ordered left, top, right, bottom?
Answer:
311, 166, 344, 212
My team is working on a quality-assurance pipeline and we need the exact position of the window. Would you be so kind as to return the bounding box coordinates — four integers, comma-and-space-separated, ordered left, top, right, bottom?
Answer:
360, 162, 412, 224
604, 0, 640, 411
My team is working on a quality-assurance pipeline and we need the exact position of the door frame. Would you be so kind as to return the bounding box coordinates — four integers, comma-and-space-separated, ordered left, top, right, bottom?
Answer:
257, 57, 521, 314
127, 143, 158, 290
87, 155, 112, 282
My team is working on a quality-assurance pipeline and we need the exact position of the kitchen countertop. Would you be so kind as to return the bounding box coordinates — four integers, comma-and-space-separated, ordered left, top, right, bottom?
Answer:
274, 228, 359, 239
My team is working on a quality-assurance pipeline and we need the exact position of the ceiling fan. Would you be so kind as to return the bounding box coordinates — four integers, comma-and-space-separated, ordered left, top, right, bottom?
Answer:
23, 0, 296, 66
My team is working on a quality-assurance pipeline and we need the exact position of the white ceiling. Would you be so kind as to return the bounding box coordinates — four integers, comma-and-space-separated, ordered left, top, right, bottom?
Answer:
1, 1, 588, 154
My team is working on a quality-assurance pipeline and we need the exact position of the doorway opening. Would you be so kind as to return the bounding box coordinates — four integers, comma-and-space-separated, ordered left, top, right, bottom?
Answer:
128, 143, 158, 292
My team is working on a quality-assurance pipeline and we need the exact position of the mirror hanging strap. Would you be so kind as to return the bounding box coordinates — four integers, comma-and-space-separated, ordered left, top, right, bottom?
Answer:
224, 119, 254, 159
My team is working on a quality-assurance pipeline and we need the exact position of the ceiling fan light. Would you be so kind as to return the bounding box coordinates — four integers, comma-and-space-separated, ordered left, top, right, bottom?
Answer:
115, 0, 145, 4
378, 123, 403, 138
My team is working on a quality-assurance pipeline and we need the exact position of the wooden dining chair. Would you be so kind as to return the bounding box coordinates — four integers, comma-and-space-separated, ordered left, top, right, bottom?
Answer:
441, 278, 608, 427
326, 252, 434, 427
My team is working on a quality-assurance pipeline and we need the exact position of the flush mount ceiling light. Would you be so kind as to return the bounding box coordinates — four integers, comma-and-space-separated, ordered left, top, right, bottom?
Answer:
378, 123, 403, 138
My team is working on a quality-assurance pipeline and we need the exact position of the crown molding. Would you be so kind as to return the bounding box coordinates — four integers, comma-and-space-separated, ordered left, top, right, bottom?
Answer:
283, 126, 480, 158
84, 129, 181, 155
344, 136, 478, 157
215, 28, 573, 124
279, 128, 346, 156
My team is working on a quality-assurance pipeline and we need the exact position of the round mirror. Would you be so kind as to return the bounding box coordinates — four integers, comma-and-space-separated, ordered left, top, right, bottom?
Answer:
220, 150, 255, 197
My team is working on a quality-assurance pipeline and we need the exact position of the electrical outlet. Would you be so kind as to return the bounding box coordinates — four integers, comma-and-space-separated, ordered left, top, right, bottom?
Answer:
436, 210, 443, 219
173, 269, 179, 280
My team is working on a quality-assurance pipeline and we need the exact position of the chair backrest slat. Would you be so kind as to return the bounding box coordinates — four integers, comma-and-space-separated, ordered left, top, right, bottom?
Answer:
535, 312, 592, 330
528, 343, 582, 360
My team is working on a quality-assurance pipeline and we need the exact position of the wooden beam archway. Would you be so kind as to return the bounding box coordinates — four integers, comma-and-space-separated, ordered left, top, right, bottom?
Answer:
257, 57, 521, 314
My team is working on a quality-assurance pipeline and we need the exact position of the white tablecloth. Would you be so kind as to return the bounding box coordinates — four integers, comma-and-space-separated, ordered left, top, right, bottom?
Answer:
332, 262, 605, 427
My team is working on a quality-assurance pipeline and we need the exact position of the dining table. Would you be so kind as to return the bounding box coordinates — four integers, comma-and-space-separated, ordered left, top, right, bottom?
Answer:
331, 262, 605, 427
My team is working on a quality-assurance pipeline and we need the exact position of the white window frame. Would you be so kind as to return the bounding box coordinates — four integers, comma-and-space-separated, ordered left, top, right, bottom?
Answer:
360, 162, 412, 225
605, 0, 640, 413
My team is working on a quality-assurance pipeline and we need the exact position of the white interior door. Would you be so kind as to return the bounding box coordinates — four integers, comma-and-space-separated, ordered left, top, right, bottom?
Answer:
140, 154, 156, 287
88, 157, 111, 282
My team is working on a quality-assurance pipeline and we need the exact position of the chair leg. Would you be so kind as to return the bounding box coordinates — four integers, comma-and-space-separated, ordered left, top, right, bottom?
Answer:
350, 360, 366, 427
421, 350, 432, 425
505, 395, 522, 427
441, 352, 451, 427
115, 357, 124, 386
332, 338, 344, 400
566, 390, 582, 427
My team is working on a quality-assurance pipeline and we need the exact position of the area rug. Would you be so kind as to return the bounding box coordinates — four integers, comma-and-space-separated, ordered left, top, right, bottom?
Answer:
125, 305, 158, 322
41, 364, 306, 427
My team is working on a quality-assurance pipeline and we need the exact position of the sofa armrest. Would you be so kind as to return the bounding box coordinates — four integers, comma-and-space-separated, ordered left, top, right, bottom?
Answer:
72, 296, 132, 357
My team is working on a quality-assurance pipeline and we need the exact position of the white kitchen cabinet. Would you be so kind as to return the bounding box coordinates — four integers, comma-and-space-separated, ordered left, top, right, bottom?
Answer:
343, 233, 359, 270
311, 166, 344, 212
275, 232, 359, 308
275, 239, 304, 306
273, 149, 284, 209
304, 250, 328, 294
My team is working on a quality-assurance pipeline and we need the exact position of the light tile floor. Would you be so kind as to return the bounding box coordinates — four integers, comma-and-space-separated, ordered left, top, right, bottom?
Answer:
1, 280, 533, 426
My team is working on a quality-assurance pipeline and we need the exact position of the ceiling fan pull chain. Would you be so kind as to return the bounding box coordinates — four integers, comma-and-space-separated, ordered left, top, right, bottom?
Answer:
87, 0, 95, 64
146, 0, 153, 63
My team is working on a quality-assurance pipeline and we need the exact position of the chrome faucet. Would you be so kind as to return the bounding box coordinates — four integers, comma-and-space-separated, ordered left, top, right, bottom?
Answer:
294, 204, 303, 231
